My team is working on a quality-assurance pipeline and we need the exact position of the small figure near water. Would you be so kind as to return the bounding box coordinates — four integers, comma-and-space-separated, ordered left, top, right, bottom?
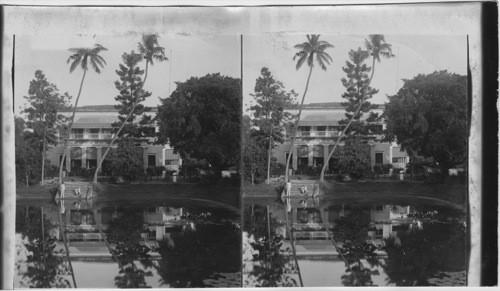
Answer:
300, 185, 308, 194
58, 182, 66, 199
285, 179, 292, 196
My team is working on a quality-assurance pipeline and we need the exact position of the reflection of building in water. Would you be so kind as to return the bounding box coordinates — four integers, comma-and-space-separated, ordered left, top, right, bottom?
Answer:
267, 203, 413, 257
41, 203, 188, 259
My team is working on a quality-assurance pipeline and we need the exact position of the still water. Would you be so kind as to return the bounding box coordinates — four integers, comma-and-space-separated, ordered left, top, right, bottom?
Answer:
15, 198, 241, 288
243, 197, 467, 287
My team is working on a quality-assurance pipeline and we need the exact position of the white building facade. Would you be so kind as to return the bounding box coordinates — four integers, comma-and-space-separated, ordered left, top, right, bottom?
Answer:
47, 105, 181, 175
273, 102, 409, 173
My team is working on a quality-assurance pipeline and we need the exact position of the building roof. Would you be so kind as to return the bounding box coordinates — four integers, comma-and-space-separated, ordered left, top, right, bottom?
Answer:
72, 114, 119, 128
63, 105, 158, 112
288, 102, 385, 110
299, 112, 347, 126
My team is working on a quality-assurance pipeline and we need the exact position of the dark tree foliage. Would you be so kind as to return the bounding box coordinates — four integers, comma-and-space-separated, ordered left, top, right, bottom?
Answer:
323, 205, 382, 286
250, 67, 296, 182
243, 205, 298, 287
22, 70, 71, 184
112, 51, 153, 138
156, 221, 240, 287
327, 137, 371, 179
15, 117, 45, 186
105, 208, 153, 288
384, 71, 467, 173
338, 48, 380, 135
108, 139, 144, 182
157, 73, 241, 177
382, 221, 467, 286
15, 206, 71, 288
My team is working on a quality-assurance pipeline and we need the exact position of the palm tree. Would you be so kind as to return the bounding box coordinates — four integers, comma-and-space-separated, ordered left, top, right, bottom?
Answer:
58, 44, 107, 184
284, 35, 333, 182
93, 34, 167, 184
320, 34, 394, 181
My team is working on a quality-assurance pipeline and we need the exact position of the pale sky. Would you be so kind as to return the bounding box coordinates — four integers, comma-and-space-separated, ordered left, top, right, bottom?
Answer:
15, 33, 241, 115
243, 34, 467, 111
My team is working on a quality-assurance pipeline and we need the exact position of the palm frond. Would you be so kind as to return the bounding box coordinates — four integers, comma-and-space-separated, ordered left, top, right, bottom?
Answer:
295, 54, 307, 70
90, 58, 101, 74
69, 57, 81, 73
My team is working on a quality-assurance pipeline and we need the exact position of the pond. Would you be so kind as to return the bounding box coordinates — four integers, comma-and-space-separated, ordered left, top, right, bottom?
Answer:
243, 197, 467, 287
14, 198, 241, 288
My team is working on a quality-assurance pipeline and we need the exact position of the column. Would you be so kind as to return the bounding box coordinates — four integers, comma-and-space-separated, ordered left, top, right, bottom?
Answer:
323, 145, 330, 170
292, 145, 298, 171
307, 145, 313, 167
65, 147, 71, 173
143, 146, 148, 173
96, 147, 102, 174
81, 146, 87, 169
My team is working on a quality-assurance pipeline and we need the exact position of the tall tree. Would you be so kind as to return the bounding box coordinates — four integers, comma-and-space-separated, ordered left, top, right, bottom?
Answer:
94, 34, 167, 183
285, 35, 334, 181
15, 117, 43, 186
338, 48, 380, 135
321, 35, 394, 181
157, 73, 241, 178
250, 67, 296, 184
110, 51, 153, 138
23, 70, 71, 185
384, 71, 467, 174
59, 44, 107, 183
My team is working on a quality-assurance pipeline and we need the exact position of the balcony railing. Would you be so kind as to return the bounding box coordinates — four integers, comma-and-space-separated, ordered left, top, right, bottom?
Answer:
296, 131, 340, 138
69, 133, 115, 140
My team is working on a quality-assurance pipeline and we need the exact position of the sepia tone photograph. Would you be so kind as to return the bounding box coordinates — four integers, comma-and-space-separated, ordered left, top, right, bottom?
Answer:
242, 33, 468, 287
1, 1, 494, 289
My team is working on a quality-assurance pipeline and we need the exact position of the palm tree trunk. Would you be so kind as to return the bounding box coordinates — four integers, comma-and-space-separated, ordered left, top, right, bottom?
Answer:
93, 62, 149, 184
58, 69, 87, 184
58, 209, 77, 288
285, 66, 313, 181
41, 129, 47, 186
265, 126, 273, 184
284, 206, 303, 287
320, 57, 376, 181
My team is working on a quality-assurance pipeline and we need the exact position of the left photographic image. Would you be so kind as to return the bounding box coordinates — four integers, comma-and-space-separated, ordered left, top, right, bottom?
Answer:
13, 31, 242, 288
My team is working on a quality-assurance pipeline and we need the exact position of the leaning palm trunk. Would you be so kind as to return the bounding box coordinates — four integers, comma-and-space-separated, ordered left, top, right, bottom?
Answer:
319, 58, 376, 181
93, 62, 149, 184
284, 66, 313, 181
41, 129, 47, 186
58, 209, 77, 288
283, 205, 303, 287
58, 70, 87, 184
265, 126, 273, 184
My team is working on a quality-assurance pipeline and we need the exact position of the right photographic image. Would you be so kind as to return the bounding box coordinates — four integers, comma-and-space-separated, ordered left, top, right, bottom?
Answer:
242, 34, 468, 287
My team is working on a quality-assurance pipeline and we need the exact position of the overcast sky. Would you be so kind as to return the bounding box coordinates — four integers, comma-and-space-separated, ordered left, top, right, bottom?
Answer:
15, 33, 240, 115
243, 34, 467, 111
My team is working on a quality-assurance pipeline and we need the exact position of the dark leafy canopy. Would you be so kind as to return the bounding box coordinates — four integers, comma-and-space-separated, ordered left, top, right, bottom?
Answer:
384, 71, 467, 172
112, 51, 153, 138
339, 48, 380, 135
293, 34, 334, 70
328, 137, 371, 179
157, 73, 241, 176
23, 70, 71, 140
108, 139, 145, 181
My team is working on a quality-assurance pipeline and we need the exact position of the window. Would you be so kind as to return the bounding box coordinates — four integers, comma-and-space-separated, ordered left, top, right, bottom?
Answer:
148, 154, 156, 167
298, 126, 311, 131
392, 157, 406, 163
375, 152, 384, 164
316, 126, 326, 131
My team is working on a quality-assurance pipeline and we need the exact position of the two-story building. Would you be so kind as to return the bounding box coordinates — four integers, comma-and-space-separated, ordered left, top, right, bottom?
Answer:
273, 102, 409, 173
46, 105, 181, 176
